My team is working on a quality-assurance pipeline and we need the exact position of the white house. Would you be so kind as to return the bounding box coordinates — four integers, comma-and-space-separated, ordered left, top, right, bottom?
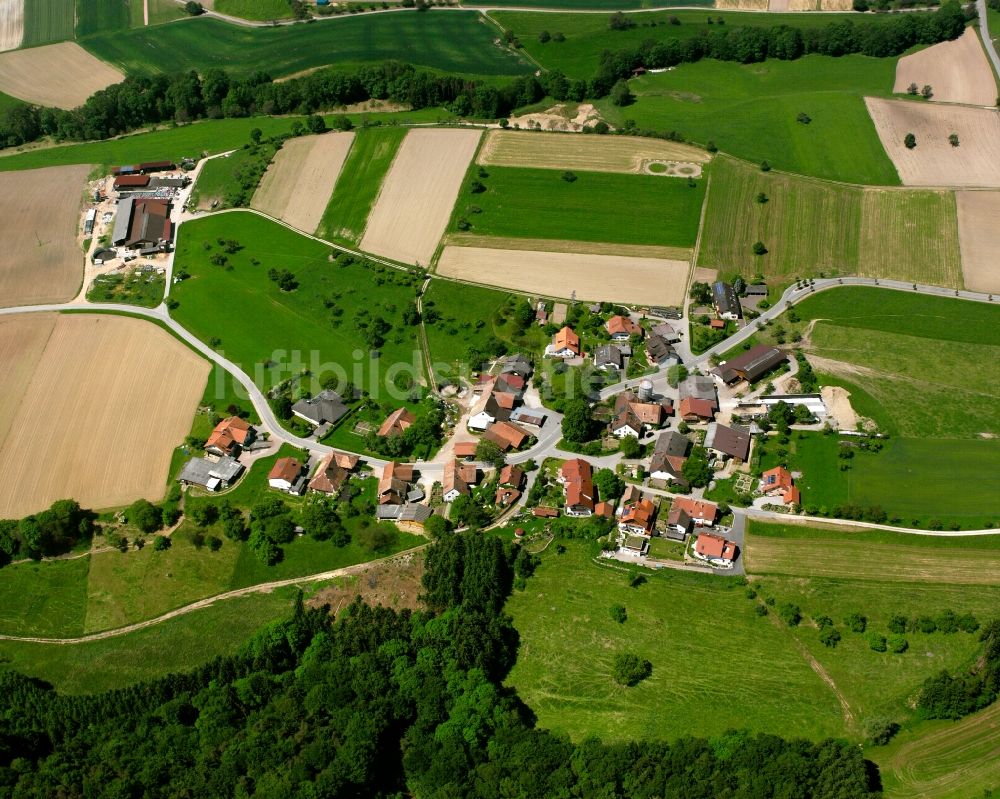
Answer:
268, 457, 306, 495
610, 409, 642, 439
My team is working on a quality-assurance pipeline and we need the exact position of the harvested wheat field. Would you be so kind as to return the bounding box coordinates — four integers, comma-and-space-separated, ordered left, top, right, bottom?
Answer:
894, 29, 997, 107
865, 97, 1000, 186
445, 233, 692, 261
0, 314, 210, 517
437, 245, 689, 305
0, 164, 91, 307
0, 42, 124, 109
0, 0, 23, 51
956, 191, 1000, 293
477, 130, 710, 174
716, 0, 767, 9
251, 130, 354, 234
360, 128, 480, 266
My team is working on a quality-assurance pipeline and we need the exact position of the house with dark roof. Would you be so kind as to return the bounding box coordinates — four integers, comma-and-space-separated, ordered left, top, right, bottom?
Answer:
645, 334, 680, 367
178, 456, 244, 491
499, 464, 525, 489
704, 422, 751, 462
713, 345, 787, 385
509, 408, 546, 428
443, 460, 471, 502
501, 354, 533, 378
559, 458, 595, 516
595, 344, 624, 371
712, 281, 742, 320
292, 390, 349, 430
651, 322, 680, 343
648, 431, 690, 482
308, 452, 359, 495
610, 408, 642, 439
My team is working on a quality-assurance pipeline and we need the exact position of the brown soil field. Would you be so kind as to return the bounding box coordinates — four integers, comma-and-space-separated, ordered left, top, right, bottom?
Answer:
308, 549, 426, 616
0, 42, 124, 109
0, 0, 23, 51
477, 130, 709, 174
894, 29, 997, 107
716, 0, 768, 9
956, 190, 1000, 293
436, 245, 689, 305
360, 128, 481, 266
0, 314, 210, 517
445, 232, 692, 261
251, 130, 354, 234
0, 164, 91, 307
865, 97, 1000, 187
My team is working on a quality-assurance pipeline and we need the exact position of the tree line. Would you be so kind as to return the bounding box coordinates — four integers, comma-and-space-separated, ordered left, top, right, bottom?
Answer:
0, 531, 881, 796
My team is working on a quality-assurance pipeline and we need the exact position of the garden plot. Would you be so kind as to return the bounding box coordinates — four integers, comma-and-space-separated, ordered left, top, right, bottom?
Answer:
251, 130, 354, 234
436, 245, 689, 305
0, 0, 23, 51
894, 29, 997, 107
865, 97, 1000, 187
0, 164, 92, 307
0, 42, 124, 109
0, 314, 209, 517
956, 190, 1000, 293
360, 128, 480, 266
477, 129, 709, 174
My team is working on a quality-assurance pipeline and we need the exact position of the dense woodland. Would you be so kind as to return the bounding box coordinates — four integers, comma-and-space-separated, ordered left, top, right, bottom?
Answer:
0, 2, 970, 150
0, 532, 886, 797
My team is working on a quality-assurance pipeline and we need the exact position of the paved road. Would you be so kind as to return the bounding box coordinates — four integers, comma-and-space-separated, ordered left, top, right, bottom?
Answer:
978, 0, 1000, 78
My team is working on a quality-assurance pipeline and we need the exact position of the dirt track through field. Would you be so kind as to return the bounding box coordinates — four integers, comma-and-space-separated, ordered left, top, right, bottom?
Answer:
956, 190, 1000, 293
0, 164, 91, 307
894, 29, 998, 107
477, 130, 709, 174
0, 42, 124, 109
251, 130, 354, 234
0, 0, 23, 51
0, 315, 210, 517
437, 245, 689, 305
360, 128, 481, 266
865, 97, 1000, 186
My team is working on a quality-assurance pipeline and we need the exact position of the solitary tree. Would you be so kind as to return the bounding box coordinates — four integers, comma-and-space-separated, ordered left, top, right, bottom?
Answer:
906, 82, 918, 95
796, 112, 811, 125
760, 160, 771, 172
948, 133, 960, 147
561, 171, 578, 183
921, 84, 933, 99
561, 399, 595, 443
610, 79, 634, 107
612, 652, 652, 686
755, 192, 768, 204
904, 133, 917, 149
538, 30, 551, 43
184, 0, 204, 14
475, 438, 506, 468
752, 241, 768, 256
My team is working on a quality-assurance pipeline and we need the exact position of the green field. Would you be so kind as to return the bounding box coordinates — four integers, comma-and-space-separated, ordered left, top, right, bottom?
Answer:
698, 157, 959, 287
76, 0, 131, 37
452, 165, 705, 247
316, 126, 406, 242
146, 0, 185, 25
191, 145, 269, 209
214, 0, 294, 19
505, 542, 848, 742
599, 56, 900, 185
170, 212, 423, 394
81, 13, 532, 77
484, 0, 648, 9
0, 557, 90, 638
21, 0, 76, 46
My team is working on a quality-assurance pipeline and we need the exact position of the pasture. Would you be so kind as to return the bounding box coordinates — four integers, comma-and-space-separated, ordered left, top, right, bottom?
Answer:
421, 279, 514, 368
599, 56, 900, 185
0, 164, 90, 306
454, 165, 704, 248
697, 157, 961, 287
0, 314, 210, 517
81, 13, 533, 78
436, 245, 689, 305
505, 541, 849, 742
317, 126, 406, 243
893, 28, 997, 107
477, 129, 708, 174
21, 0, 74, 47
251, 131, 354, 233
0, 42, 125, 109
0, 557, 90, 638
214, 0, 293, 19
360, 128, 481, 266
169, 212, 423, 394
865, 97, 1000, 187
956, 190, 1000, 293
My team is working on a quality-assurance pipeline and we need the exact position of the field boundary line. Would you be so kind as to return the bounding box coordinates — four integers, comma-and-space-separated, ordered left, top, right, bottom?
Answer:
689, 171, 711, 279
0, 545, 428, 645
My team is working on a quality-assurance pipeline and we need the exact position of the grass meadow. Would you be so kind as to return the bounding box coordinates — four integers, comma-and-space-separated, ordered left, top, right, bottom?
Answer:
191, 146, 262, 209
214, 0, 294, 20
697, 158, 960, 287
81, 14, 533, 77
21, 0, 75, 47
505, 542, 849, 743
169, 212, 423, 394
145, 0, 186, 25
75, 0, 131, 38
0, 557, 90, 637
453, 165, 705, 248
317, 126, 407, 242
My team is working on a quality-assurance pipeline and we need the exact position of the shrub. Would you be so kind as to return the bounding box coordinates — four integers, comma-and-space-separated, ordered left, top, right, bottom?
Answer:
819, 627, 841, 648
865, 717, 900, 746
609, 604, 627, 624
845, 613, 867, 633
916, 616, 937, 634
778, 603, 801, 627
813, 614, 834, 629
153, 535, 171, 552
888, 634, 908, 654
868, 633, 887, 652
755, 604, 769, 617
612, 652, 652, 686
888, 614, 908, 634
562, 171, 578, 183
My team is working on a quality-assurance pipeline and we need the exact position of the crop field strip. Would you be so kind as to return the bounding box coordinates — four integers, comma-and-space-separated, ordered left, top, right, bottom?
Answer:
955, 190, 1000, 293
76, 0, 131, 37
444, 233, 691, 261
0, 41, 125, 109
21, 0, 74, 47
214, 0, 294, 20
697, 156, 963, 287
80, 13, 534, 78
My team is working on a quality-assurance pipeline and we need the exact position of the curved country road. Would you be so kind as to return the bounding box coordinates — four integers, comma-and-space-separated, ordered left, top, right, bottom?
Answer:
0, 546, 426, 645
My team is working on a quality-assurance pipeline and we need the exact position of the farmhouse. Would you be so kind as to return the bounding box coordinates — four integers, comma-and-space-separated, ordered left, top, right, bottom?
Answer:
499, 464, 525, 489
205, 417, 255, 458
714, 345, 787, 385
678, 398, 716, 422
379, 462, 414, 505
712, 281, 742, 320
178, 456, 244, 492
615, 391, 665, 428
651, 322, 680, 343
454, 441, 478, 460
760, 466, 800, 506
292, 389, 349, 429
694, 532, 738, 567
546, 326, 580, 358
378, 408, 415, 438
607, 315, 642, 341
111, 197, 172, 249
704, 422, 751, 463
649, 431, 689, 482
645, 334, 680, 367
496, 373, 526, 397
595, 344, 624, 371
495, 486, 521, 507
376, 501, 433, 531
483, 421, 531, 451
619, 496, 657, 536
610, 408, 643, 439
501, 354, 533, 378
113, 161, 175, 176
268, 457, 307, 495
308, 451, 359, 495
442, 460, 471, 502
671, 496, 718, 527
560, 458, 595, 516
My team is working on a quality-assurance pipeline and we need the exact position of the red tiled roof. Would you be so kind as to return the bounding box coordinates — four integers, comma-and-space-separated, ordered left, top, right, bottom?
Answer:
671, 496, 718, 523
595, 501, 615, 518
696, 533, 736, 561
762, 466, 794, 491
489, 421, 530, 449
560, 458, 594, 512
494, 391, 516, 410
269, 457, 301, 483
620, 498, 656, 532
678, 397, 716, 420
205, 417, 253, 454
499, 464, 524, 488
378, 408, 416, 438
533, 506, 558, 517
607, 315, 641, 337
454, 441, 478, 458
553, 326, 580, 355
